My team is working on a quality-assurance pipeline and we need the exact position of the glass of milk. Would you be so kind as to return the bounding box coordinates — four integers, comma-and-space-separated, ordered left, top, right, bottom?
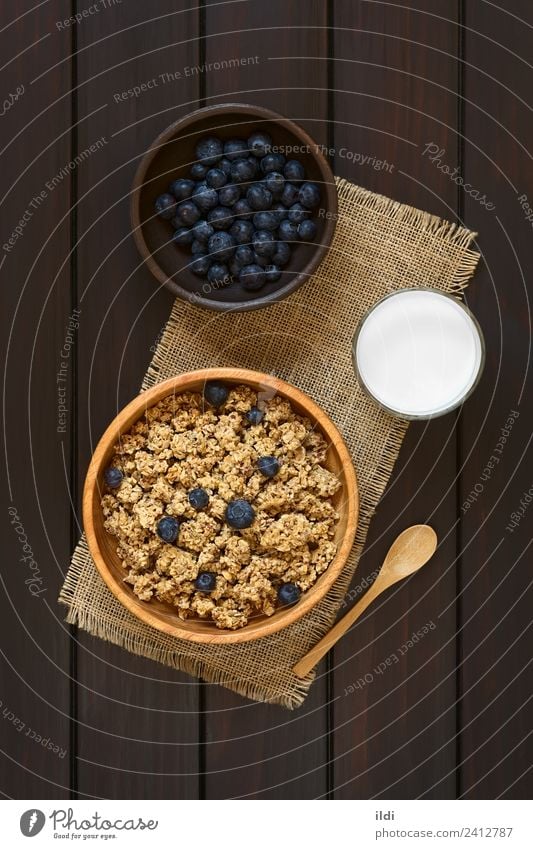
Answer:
352, 288, 485, 419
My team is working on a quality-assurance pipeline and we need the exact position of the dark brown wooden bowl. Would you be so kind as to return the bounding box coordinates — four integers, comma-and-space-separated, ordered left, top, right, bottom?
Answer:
131, 104, 337, 311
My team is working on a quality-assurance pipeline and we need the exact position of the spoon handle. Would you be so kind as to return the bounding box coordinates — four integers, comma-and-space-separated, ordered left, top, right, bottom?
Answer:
293, 577, 387, 678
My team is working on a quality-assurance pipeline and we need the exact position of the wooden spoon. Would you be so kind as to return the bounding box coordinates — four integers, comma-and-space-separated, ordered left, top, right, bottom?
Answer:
293, 525, 438, 678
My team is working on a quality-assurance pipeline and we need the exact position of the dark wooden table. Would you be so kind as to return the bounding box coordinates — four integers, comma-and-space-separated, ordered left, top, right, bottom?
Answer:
1, 0, 531, 800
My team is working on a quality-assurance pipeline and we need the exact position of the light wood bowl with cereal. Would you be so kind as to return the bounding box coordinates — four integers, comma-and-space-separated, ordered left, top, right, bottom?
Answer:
83, 368, 358, 645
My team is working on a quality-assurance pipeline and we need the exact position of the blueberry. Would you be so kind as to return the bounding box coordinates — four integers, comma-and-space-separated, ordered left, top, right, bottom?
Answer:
218, 183, 241, 207
247, 184, 272, 211
246, 406, 264, 424
298, 219, 317, 241
207, 206, 234, 230
195, 136, 224, 165
206, 167, 227, 189
231, 157, 258, 183
157, 515, 180, 543
192, 220, 214, 243
253, 211, 278, 231
278, 219, 299, 242
230, 219, 254, 245
204, 380, 229, 407
278, 582, 301, 606
177, 200, 201, 226
281, 182, 299, 207
271, 203, 288, 225
188, 487, 210, 510
190, 253, 211, 275
191, 238, 205, 254
299, 181, 321, 209
208, 231, 236, 261
239, 263, 266, 290
104, 467, 123, 488
207, 262, 231, 287
264, 171, 285, 198
257, 455, 280, 477
287, 202, 310, 225
260, 152, 286, 174
172, 227, 193, 247
194, 571, 217, 592
234, 244, 254, 266
248, 131, 272, 158
252, 230, 276, 257
225, 499, 255, 529
233, 198, 253, 220
155, 193, 177, 220
219, 157, 232, 176
229, 258, 242, 277
283, 159, 306, 182
190, 162, 207, 180
253, 252, 270, 268
272, 241, 291, 267
224, 138, 249, 161
169, 178, 195, 201
265, 264, 282, 284
192, 183, 219, 213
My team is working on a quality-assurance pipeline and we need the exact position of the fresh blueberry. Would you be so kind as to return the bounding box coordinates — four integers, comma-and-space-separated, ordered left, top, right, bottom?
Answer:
231, 157, 258, 183
264, 171, 285, 198
172, 227, 193, 247
265, 264, 282, 284
229, 258, 242, 278
278, 219, 299, 242
190, 253, 211, 275
208, 231, 236, 261
257, 455, 280, 477
204, 380, 229, 407
252, 230, 276, 257
218, 183, 241, 207
190, 162, 207, 180
207, 262, 231, 287
271, 203, 288, 225
260, 152, 286, 174
192, 220, 215, 243
298, 219, 317, 241
219, 157, 232, 176
299, 181, 321, 209
283, 159, 306, 182
169, 178, 195, 201
188, 487, 210, 510
247, 184, 272, 211
233, 198, 253, 220
234, 244, 254, 266
205, 168, 227, 189
104, 467, 123, 488
246, 406, 264, 425
192, 183, 219, 213
157, 515, 180, 543
278, 582, 301, 606
224, 138, 249, 161
287, 202, 310, 225
207, 206, 234, 230
271, 241, 291, 267
230, 219, 254, 245
239, 263, 266, 290
194, 571, 217, 592
176, 200, 201, 227
225, 499, 255, 529
195, 136, 224, 165
280, 182, 299, 207
253, 252, 270, 268
253, 211, 278, 231
248, 131, 272, 158
155, 193, 177, 219
191, 238, 205, 254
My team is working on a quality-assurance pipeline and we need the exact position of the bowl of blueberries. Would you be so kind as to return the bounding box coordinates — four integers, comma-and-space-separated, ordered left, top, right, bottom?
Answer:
131, 103, 338, 311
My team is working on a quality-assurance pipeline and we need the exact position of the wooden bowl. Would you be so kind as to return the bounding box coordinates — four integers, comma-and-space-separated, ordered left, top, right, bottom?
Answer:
131, 104, 338, 312
83, 368, 358, 645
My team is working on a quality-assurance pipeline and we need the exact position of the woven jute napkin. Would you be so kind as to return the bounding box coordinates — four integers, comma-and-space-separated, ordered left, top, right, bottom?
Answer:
59, 178, 480, 709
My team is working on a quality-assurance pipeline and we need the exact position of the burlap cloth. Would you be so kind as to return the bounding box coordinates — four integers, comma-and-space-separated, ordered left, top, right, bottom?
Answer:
59, 178, 480, 708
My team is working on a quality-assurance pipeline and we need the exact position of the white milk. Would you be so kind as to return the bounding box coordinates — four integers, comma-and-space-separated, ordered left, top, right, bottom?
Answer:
354, 289, 484, 418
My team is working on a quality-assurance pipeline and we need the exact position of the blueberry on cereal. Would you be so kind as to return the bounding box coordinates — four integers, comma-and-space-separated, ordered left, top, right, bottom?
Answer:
278, 582, 301, 606
246, 406, 264, 425
194, 571, 217, 592
104, 467, 123, 488
257, 455, 280, 478
226, 499, 255, 529
157, 515, 180, 543
204, 380, 229, 407
188, 487, 210, 510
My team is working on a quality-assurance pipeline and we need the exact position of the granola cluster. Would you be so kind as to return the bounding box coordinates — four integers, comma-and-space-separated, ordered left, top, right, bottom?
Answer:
101, 384, 341, 629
